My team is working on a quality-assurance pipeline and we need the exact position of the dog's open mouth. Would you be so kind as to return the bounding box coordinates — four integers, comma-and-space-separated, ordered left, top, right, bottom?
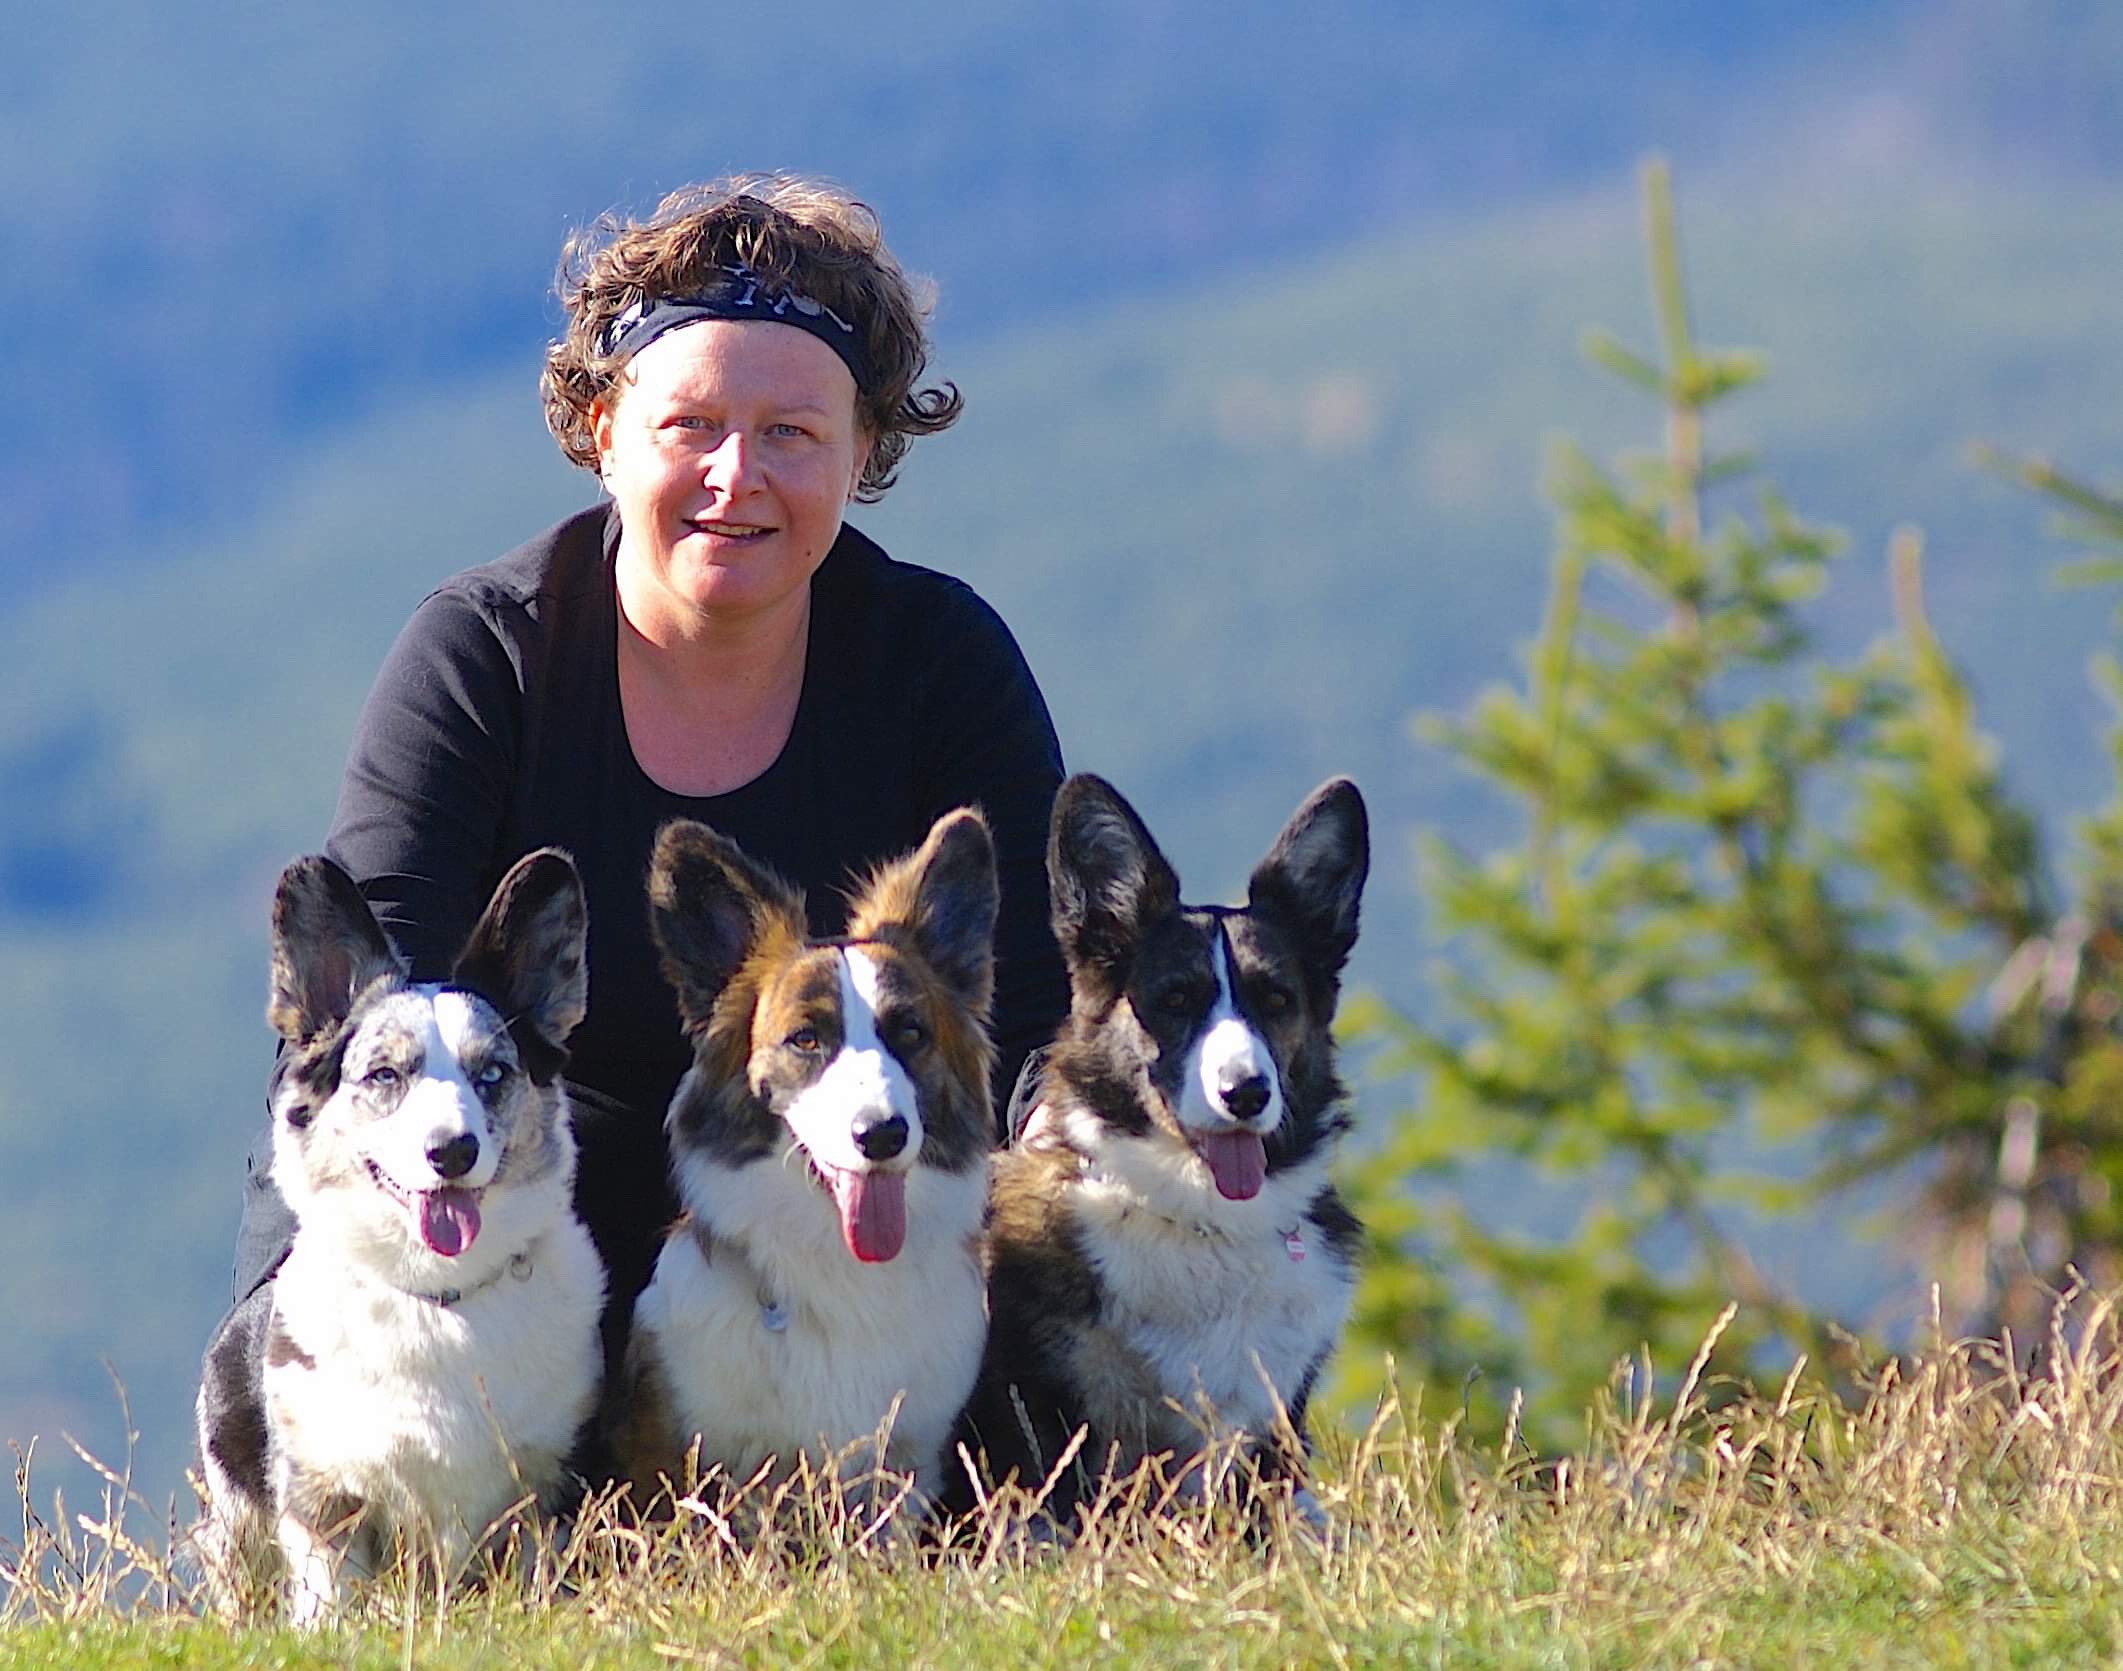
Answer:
805, 1158, 907, 1264
365, 1159, 483, 1258
1191, 1130, 1267, 1201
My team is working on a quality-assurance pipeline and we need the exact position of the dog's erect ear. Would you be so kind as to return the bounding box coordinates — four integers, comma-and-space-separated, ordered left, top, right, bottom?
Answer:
452, 849, 589, 1082
1247, 778, 1369, 987
268, 856, 403, 1045
648, 819, 808, 1031
1048, 774, 1181, 1003
849, 807, 999, 1013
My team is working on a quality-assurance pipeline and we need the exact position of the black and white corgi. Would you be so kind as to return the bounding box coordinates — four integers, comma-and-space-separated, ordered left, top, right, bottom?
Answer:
193, 851, 605, 1622
612, 808, 997, 1516
953, 775, 1368, 1521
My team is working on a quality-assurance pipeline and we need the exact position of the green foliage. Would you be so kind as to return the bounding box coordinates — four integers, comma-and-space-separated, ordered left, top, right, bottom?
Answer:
1345, 160, 2123, 1446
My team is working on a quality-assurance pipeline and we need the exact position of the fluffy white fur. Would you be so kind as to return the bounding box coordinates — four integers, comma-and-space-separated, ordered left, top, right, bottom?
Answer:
1056, 1089, 1351, 1462
636, 1097, 986, 1501
214, 989, 601, 1623
263, 1198, 602, 1622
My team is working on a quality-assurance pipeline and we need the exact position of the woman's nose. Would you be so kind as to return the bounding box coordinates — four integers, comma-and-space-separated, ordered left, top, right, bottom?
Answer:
702, 431, 759, 497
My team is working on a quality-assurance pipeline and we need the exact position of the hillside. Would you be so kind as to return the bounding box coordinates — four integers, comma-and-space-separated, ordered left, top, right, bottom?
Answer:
16, 0, 2123, 599
6, 173, 2123, 1505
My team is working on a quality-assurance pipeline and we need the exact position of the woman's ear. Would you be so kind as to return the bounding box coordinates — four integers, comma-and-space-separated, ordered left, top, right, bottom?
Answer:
590, 398, 616, 476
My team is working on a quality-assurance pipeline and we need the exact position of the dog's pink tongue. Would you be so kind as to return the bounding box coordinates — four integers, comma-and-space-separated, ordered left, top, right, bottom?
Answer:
828, 1167, 906, 1263
1199, 1131, 1268, 1201
419, 1188, 481, 1258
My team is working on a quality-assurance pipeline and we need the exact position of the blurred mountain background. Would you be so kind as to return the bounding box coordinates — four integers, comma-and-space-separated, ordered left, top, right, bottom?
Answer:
5, 0, 2123, 1507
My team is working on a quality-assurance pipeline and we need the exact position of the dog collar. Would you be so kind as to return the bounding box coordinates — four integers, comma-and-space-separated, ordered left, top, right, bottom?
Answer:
690, 1220, 789, 1334
407, 1246, 536, 1309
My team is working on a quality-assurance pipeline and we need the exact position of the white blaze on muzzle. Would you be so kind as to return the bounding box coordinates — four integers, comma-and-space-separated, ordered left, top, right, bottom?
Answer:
363, 990, 500, 1257
781, 947, 924, 1262
1178, 930, 1283, 1203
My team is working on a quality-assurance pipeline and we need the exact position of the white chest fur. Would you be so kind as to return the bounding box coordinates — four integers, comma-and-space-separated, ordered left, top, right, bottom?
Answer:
266, 1217, 603, 1540
1065, 1143, 1355, 1461
636, 1151, 987, 1494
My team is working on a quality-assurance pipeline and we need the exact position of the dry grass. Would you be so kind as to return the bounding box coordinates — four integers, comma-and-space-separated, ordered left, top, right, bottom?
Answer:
8, 1290, 2123, 1666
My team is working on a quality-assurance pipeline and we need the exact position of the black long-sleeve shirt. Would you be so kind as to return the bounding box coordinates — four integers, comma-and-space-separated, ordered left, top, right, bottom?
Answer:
313, 503, 1068, 1286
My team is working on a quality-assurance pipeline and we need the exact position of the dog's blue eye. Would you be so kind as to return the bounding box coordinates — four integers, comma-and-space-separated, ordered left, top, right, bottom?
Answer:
365, 1066, 401, 1089
476, 1063, 506, 1087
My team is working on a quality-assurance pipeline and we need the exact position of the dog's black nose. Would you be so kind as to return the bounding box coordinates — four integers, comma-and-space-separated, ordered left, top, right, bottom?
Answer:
427, 1133, 480, 1180
1220, 1074, 1272, 1123
853, 1113, 909, 1162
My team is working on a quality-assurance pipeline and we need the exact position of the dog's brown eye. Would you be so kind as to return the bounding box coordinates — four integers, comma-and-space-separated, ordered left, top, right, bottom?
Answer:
787, 1026, 822, 1054
889, 1018, 927, 1054
1157, 986, 1194, 1015
1261, 985, 1294, 1015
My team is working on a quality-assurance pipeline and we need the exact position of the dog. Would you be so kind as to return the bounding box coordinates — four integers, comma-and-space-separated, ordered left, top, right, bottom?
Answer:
952, 775, 1368, 1524
193, 850, 605, 1622
611, 807, 997, 1522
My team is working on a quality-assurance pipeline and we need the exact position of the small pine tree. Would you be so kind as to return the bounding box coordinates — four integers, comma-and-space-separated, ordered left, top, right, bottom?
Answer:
1343, 160, 2122, 1446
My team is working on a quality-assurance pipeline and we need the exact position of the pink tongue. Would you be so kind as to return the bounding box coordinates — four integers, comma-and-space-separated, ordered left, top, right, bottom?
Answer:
1199, 1131, 1268, 1201
827, 1168, 907, 1263
419, 1188, 481, 1258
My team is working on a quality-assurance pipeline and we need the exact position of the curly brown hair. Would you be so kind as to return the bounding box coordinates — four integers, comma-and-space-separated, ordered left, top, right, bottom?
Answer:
541, 175, 962, 502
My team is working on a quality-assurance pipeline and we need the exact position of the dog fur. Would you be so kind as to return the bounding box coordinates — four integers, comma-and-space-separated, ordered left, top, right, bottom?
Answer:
193, 850, 605, 1621
952, 775, 1368, 1521
612, 808, 997, 1517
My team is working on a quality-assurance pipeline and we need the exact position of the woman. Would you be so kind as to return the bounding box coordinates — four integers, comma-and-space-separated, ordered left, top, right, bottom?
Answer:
233, 175, 1069, 1348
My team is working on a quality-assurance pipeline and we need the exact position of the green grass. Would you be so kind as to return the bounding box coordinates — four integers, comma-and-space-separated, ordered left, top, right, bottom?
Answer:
12, 1295, 2123, 1667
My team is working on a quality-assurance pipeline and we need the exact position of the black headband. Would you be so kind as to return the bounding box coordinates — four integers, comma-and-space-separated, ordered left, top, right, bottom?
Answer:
596, 265, 871, 389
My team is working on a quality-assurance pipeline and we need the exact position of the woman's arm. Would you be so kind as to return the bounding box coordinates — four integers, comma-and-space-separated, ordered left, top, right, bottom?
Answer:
909, 583, 1070, 1106
323, 586, 526, 979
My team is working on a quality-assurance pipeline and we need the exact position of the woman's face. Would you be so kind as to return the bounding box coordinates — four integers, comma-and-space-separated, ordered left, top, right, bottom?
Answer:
594, 319, 870, 635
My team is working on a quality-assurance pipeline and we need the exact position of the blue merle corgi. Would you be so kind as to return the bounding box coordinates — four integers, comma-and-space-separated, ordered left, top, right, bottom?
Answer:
952, 775, 1368, 1522
192, 850, 604, 1621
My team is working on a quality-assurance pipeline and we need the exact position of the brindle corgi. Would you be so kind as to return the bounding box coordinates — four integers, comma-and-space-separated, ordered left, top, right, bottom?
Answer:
954, 776, 1367, 1523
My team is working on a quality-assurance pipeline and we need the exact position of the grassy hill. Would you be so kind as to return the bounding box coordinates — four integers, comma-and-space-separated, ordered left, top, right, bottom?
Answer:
5, 171, 2123, 1506
10, 1308, 2123, 1663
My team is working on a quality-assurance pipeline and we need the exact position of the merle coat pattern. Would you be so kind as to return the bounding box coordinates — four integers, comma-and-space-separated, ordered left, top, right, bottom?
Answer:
193, 850, 604, 1622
